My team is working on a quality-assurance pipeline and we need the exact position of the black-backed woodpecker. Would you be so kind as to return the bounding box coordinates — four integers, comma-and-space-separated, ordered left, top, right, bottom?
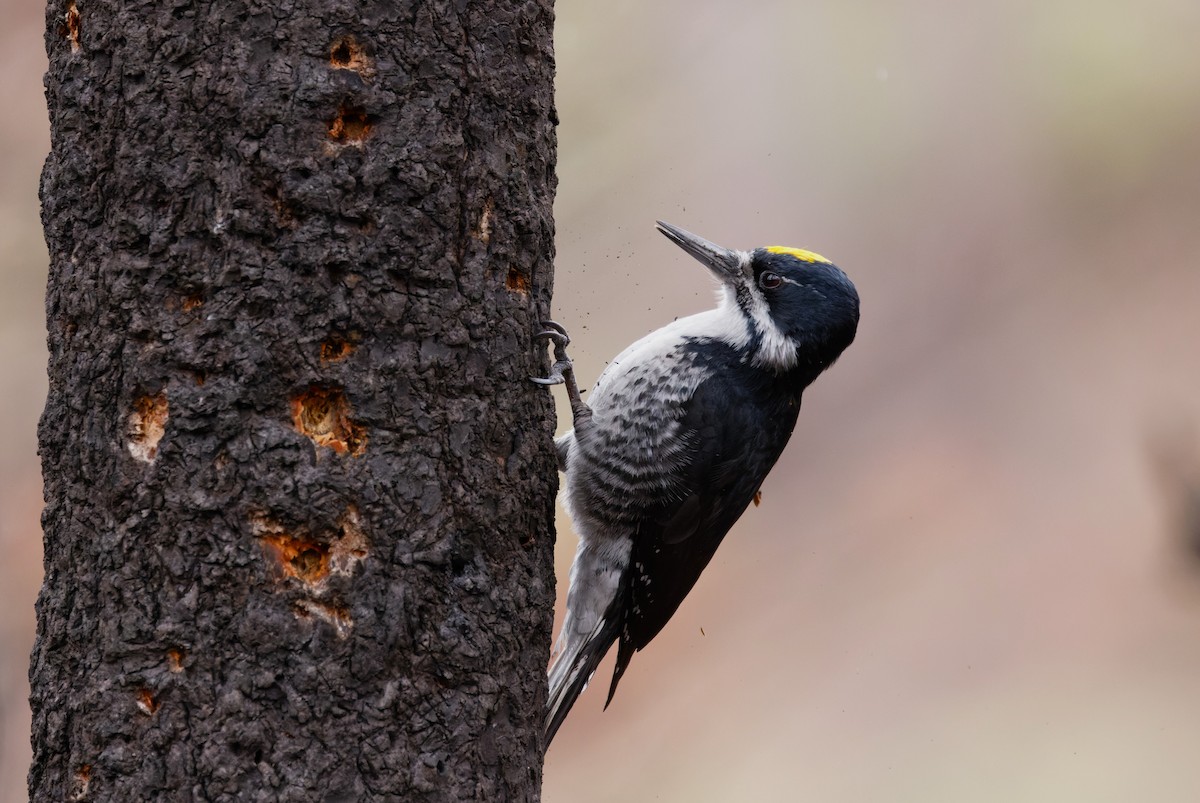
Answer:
535, 221, 860, 747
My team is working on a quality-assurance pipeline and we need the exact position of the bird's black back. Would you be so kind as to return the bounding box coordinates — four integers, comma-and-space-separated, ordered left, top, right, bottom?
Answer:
604, 339, 811, 703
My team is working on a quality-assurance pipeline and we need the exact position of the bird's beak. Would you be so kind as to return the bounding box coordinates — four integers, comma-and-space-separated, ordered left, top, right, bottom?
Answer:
655, 221, 744, 285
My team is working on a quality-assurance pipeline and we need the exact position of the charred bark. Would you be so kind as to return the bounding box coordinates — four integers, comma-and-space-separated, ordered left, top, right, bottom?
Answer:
33, 1, 557, 800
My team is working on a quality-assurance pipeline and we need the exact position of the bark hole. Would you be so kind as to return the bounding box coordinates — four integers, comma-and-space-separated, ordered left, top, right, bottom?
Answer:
126, 393, 168, 463
59, 1, 80, 52
254, 507, 368, 589
319, 333, 358, 363
505, 266, 530, 294
166, 649, 185, 674
134, 689, 159, 716
259, 528, 331, 585
290, 385, 366, 455
327, 103, 375, 145
329, 36, 371, 76
69, 765, 91, 802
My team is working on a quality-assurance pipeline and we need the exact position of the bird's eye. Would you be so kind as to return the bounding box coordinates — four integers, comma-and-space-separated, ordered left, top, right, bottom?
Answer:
759, 272, 783, 290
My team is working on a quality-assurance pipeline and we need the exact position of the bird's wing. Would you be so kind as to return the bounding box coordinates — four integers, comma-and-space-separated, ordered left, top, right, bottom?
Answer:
604, 374, 800, 704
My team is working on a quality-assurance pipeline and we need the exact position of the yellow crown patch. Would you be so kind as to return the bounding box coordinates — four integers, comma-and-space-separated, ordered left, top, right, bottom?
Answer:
765, 245, 830, 264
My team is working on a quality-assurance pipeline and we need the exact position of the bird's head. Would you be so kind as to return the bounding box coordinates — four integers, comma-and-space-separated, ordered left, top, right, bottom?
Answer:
656, 221, 860, 375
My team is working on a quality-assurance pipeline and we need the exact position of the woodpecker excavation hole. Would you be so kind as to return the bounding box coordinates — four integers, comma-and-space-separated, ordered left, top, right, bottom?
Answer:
127, 393, 168, 463
327, 103, 375, 146
69, 765, 91, 802
135, 688, 159, 716
166, 648, 185, 674
329, 36, 372, 76
252, 507, 368, 589
319, 334, 358, 363
290, 385, 366, 455
330, 39, 352, 66
257, 525, 331, 585
61, 1, 80, 52
181, 293, 204, 312
506, 266, 530, 294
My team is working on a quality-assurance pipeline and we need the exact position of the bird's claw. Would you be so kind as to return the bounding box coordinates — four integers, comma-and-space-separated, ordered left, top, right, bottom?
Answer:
534, 321, 571, 354
537, 320, 570, 343
531, 320, 593, 425
532, 321, 574, 385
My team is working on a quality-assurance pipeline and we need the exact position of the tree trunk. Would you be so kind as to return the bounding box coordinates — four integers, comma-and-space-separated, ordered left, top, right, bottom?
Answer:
33, 1, 557, 800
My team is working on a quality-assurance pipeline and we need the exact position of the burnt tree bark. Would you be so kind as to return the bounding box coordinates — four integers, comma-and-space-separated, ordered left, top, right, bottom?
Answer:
33, 1, 558, 800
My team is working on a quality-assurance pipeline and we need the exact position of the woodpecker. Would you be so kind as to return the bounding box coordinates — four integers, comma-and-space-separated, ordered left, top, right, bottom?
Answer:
534, 221, 859, 747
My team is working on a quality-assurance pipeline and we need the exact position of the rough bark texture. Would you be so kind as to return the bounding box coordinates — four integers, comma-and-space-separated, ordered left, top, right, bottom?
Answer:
33, 1, 557, 800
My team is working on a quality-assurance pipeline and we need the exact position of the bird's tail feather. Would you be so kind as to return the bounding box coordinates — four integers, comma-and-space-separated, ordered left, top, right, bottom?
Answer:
544, 608, 622, 748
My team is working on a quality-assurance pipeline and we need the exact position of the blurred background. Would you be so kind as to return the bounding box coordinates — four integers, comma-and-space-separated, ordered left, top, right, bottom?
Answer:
3, 0, 1200, 800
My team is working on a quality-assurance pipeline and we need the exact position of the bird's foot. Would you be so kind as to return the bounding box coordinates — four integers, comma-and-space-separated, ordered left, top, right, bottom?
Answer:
531, 321, 592, 425
531, 321, 573, 385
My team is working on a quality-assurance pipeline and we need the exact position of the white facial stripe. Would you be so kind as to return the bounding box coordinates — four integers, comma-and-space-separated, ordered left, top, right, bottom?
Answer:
742, 259, 798, 371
